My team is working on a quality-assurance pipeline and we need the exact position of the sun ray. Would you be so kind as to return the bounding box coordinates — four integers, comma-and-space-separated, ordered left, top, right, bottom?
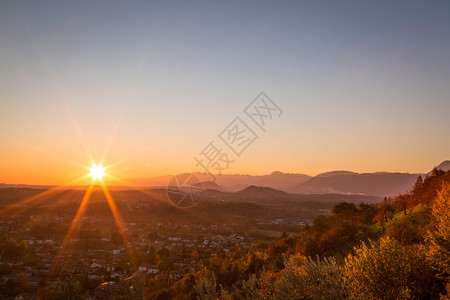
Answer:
29, 30, 146, 281
62, 157, 94, 171
62, 100, 95, 166
100, 182, 138, 269
47, 182, 95, 280
0, 176, 89, 218
99, 35, 154, 166
105, 175, 216, 226
101, 158, 128, 172
99, 104, 128, 166
22, 189, 79, 229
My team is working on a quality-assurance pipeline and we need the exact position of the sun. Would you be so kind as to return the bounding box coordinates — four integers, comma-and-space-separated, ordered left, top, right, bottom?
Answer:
89, 164, 105, 181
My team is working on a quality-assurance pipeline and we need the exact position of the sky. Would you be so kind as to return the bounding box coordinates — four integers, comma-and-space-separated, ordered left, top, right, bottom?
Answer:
1, 1, 450, 185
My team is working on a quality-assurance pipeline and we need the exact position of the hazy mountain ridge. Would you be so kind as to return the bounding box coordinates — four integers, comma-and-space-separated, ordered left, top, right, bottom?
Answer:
127, 161, 448, 197
290, 172, 420, 197
315, 170, 358, 177
3, 161, 448, 198
236, 185, 289, 196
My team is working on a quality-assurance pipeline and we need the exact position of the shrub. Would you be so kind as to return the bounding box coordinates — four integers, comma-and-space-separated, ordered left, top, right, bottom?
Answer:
274, 255, 343, 300
343, 237, 411, 299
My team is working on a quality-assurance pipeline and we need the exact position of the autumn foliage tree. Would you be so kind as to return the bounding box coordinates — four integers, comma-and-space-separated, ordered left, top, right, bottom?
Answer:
0, 238, 27, 260
425, 183, 450, 278
343, 237, 411, 299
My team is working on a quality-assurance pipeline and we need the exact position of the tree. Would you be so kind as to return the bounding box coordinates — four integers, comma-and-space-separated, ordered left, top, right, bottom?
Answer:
358, 203, 379, 225
425, 183, 450, 278
295, 234, 320, 258
374, 210, 387, 227
5, 278, 15, 289
234, 273, 265, 300
332, 202, 357, 216
0, 238, 27, 260
169, 273, 197, 299
44, 274, 85, 300
15, 272, 28, 288
0, 263, 12, 275
343, 237, 411, 299
385, 216, 423, 246
394, 194, 409, 215
274, 255, 343, 300
194, 270, 230, 300
406, 245, 446, 299
107, 275, 145, 300
192, 249, 200, 260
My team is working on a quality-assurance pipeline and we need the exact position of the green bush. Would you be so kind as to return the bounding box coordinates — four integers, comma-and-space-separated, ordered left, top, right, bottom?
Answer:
343, 237, 411, 299
274, 255, 343, 300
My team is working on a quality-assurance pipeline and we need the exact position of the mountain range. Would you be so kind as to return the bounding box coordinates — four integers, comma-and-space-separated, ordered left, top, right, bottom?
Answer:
2, 161, 449, 198
124, 160, 450, 197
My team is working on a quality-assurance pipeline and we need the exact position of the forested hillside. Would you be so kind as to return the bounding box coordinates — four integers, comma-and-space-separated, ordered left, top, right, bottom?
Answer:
161, 169, 450, 299
42, 169, 450, 299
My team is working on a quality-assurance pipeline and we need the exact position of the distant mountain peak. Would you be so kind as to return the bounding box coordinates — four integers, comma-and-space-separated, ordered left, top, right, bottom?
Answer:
436, 160, 450, 170
268, 171, 310, 177
315, 171, 358, 178
270, 171, 285, 176
195, 181, 222, 191
428, 160, 450, 175
238, 185, 287, 195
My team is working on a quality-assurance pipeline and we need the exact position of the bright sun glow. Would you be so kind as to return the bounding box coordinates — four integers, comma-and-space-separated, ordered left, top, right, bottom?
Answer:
89, 164, 105, 180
